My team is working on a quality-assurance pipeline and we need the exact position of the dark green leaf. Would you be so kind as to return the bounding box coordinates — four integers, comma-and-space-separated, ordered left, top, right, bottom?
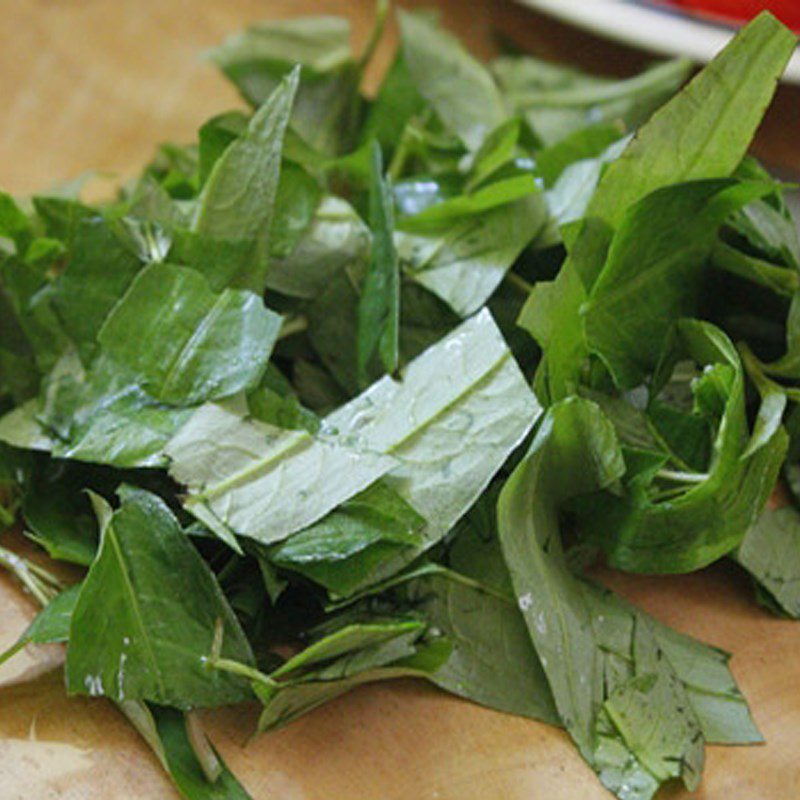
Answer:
192, 67, 299, 292
357, 143, 399, 385
268, 481, 425, 597
98, 262, 282, 406
66, 488, 255, 708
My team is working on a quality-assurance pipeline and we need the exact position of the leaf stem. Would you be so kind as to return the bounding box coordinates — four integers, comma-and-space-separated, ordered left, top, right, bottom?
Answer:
204, 655, 271, 686
0, 544, 63, 607
655, 469, 709, 485
387, 124, 416, 182
278, 315, 309, 341
505, 271, 534, 296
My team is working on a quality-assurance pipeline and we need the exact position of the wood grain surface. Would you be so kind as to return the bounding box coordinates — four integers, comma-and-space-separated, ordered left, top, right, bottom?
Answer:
0, 2, 798, 798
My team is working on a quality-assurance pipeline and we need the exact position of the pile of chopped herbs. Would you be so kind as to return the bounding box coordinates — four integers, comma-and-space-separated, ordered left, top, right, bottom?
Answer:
0, 4, 798, 798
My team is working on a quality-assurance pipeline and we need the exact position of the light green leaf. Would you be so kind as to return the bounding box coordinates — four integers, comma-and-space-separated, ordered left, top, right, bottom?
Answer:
166, 395, 396, 546
398, 193, 546, 317
265, 196, 370, 300
242, 620, 449, 732
397, 175, 539, 234
493, 56, 690, 147
736, 506, 800, 618
398, 11, 506, 152
169, 311, 538, 561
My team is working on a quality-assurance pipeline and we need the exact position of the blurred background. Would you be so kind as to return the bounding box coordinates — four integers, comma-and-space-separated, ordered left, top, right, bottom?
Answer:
0, 0, 797, 194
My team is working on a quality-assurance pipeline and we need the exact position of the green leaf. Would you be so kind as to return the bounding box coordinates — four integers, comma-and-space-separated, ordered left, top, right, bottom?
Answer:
192, 67, 299, 292
209, 15, 362, 156
170, 311, 538, 564
197, 111, 248, 187
498, 398, 707, 799
122, 703, 254, 800
98, 262, 282, 406
360, 55, 426, 152
50, 216, 150, 363
233, 619, 450, 732
583, 179, 772, 388
492, 56, 690, 147
393, 569, 560, 725
398, 11, 506, 152
647, 617, 763, 745
268, 161, 323, 260
396, 175, 539, 234
0, 583, 80, 668
152, 707, 254, 799
268, 480, 425, 597
398, 192, 547, 317
521, 13, 795, 402
65, 488, 255, 708
738, 342, 788, 460
576, 322, 787, 573
0, 192, 34, 253
34, 351, 193, 468
543, 136, 628, 227
711, 238, 800, 297
736, 506, 800, 618
590, 13, 795, 228
246, 364, 319, 434
464, 118, 523, 192
1, 257, 70, 375
266, 196, 370, 300
535, 124, 625, 187
22, 469, 99, 567
32, 196, 94, 244
357, 143, 399, 385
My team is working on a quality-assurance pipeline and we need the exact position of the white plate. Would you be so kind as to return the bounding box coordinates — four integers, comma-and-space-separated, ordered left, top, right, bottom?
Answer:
517, 0, 800, 84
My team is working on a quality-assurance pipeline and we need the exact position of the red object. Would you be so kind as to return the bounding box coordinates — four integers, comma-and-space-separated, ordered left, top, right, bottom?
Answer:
658, 1, 800, 31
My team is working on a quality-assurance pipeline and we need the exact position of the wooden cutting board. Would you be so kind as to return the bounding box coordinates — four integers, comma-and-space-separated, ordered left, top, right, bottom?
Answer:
0, 2, 798, 798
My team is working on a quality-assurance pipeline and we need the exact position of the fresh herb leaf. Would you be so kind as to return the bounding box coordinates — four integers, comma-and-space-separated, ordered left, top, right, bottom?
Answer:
357, 142, 399, 385
398, 11, 506, 152
98, 262, 282, 406
66, 488, 255, 708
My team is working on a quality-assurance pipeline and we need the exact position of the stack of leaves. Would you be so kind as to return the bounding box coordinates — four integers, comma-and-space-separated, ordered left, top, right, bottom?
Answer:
0, 4, 798, 798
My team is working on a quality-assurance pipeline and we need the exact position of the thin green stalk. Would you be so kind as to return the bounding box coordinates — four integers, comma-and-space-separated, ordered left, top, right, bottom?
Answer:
278, 315, 309, 341
0, 543, 63, 607
387, 124, 416, 182
505, 271, 534, 296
